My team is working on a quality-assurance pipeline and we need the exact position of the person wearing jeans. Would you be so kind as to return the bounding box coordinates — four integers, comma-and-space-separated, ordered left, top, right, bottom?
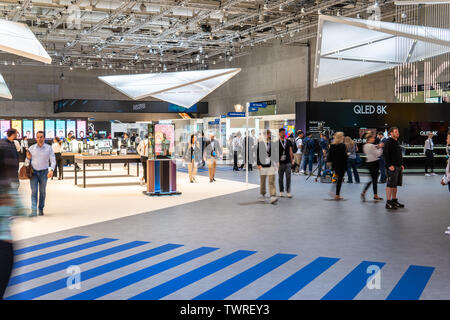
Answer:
317, 133, 328, 177
344, 136, 360, 183
302, 132, 315, 175
26, 131, 56, 216
278, 128, 294, 198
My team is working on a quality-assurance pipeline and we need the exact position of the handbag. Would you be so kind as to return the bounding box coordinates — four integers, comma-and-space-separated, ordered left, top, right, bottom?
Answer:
19, 164, 33, 180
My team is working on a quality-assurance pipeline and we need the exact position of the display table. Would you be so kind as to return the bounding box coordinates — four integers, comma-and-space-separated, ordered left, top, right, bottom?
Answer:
144, 159, 181, 196
74, 154, 141, 188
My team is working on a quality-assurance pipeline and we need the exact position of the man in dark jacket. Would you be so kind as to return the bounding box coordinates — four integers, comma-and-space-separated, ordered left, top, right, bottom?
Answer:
383, 127, 405, 210
0, 128, 20, 188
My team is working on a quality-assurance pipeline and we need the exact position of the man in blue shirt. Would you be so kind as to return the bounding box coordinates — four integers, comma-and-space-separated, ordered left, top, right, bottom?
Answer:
26, 131, 56, 216
302, 132, 316, 175
317, 133, 329, 177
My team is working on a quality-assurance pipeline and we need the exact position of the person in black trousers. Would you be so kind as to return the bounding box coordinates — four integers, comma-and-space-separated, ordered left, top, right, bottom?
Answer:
384, 127, 405, 210
328, 132, 347, 200
361, 133, 384, 201
424, 132, 436, 176
52, 137, 64, 180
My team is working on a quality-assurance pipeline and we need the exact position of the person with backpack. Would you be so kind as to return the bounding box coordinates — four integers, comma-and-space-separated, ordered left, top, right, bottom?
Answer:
293, 131, 304, 175
302, 132, 315, 176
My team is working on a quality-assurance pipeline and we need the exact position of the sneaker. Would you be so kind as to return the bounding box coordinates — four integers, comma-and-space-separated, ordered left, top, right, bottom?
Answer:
385, 200, 397, 210
392, 199, 405, 208
38, 210, 44, 216
287, 193, 292, 198
430, 173, 437, 176
258, 195, 266, 202
270, 196, 278, 204
425, 173, 431, 177
299, 170, 305, 174
279, 192, 285, 197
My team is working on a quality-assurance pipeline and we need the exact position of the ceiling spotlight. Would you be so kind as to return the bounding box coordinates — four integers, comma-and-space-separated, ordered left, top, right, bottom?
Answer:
199, 46, 203, 53
301, 7, 305, 14
228, 55, 233, 62
401, 12, 407, 19
69, 66, 73, 70
60, 73, 65, 80
11, 61, 15, 66
119, 37, 124, 42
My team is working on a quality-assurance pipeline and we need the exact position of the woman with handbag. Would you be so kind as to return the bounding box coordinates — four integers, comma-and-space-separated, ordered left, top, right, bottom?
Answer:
344, 136, 360, 183
184, 134, 200, 183
328, 132, 348, 200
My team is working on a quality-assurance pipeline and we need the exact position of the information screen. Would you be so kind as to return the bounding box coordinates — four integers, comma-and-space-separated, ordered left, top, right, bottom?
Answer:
45, 120, 55, 139
0, 120, 10, 139
77, 120, 86, 139
56, 120, 65, 138
66, 120, 76, 137
11, 120, 22, 139
23, 120, 33, 139
155, 124, 175, 155
34, 120, 44, 138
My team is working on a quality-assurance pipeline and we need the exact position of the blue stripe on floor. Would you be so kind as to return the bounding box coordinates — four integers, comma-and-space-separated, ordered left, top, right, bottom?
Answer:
8, 241, 149, 286
386, 265, 435, 300
14, 236, 88, 256
13, 238, 118, 269
257, 257, 340, 300
321, 261, 385, 300
66, 246, 218, 300
130, 250, 256, 300
193, 253, 296, 300
6, 243, 182, 300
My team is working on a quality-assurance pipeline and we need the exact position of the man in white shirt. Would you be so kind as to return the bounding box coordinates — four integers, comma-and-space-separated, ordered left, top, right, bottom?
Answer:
232, 132, 242, 171
26, 131, 56, 216
424, 132, 436, 176
294, 131, 304, 174
136, 135, 149, 185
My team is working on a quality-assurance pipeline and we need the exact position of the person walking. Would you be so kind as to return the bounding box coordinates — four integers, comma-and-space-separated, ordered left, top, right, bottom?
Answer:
278, 128, 294, 198
243, 132, 254, 171
26, 131, 56, 216
232, 132, 242, 171
376, 131, 387, 183
137, 135, 149, 185
424, 132, 436, 176
20, 136, 29, 162
302, 132, 315, 175
52, 137, 64, 180
328, 132, 347, 200
384, 127, 405, 210
345, 136, 360, 183
204, 133, 222, 183
257, 130, 278, 204
294, 131, 304, 174
184, 134, 200, 183
0, 129, 20, 187
361, 133, 384, 201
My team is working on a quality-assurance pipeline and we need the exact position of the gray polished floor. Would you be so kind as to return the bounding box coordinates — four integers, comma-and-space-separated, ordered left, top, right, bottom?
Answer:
6, 167, 450, 300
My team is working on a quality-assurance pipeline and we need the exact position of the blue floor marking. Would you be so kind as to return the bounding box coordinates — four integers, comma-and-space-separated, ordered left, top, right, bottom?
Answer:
321, 261, 385, 300
386, 265, 435, 300
194, 253, 296, 300
13, 238, 118, 268
130, 250, 256, 300
66, 246, 218, 300
257, 257, 340, 300
6, 243, 182, 300
14, 236, 88, 256
8, 241, 148, 286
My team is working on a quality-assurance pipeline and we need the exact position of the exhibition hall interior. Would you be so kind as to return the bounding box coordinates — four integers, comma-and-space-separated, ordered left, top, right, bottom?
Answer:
1, 0, 450, 304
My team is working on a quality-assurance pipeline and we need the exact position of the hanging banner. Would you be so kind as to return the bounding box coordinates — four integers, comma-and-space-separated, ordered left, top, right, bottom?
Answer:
11, 120, 22, 139
76, 120, 86, 139
56, 120, 66, 138
34, 120, 44, 137
0, 120, 10, 139
66, 120, 76, 137
23, 120, 33, 139
45, 119, 55, 139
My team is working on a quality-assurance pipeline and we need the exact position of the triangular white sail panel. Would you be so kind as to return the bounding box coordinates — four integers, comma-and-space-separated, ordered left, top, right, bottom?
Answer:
0, 74, 12, 99
314, 15, 450, 87
0, 19, 51, 64
99, 68, 241, 108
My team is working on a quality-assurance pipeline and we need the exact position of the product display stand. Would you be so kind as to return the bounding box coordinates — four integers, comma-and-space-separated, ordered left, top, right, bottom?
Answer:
143, 159, 181, 196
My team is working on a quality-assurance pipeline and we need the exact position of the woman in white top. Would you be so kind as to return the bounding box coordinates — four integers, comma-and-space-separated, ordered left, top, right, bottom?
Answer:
424, 132, 436, 176
52, 137, 64, 180
361, 132, 384, 201
20, 136, 29, 162
136, 135, 149, 185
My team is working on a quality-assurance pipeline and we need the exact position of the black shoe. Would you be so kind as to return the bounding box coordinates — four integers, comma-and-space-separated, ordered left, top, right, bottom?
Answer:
213, 178, 216, 182
385, 200, 397, 210
360, 192, 366, 202
392, 199, 404, 208
38, 210, 44, 216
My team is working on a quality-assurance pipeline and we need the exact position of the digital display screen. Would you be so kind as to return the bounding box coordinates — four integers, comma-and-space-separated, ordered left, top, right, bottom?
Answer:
23, 120, 33, 139
0, 120, 10, 139
56, 120, 65, 138
34, 120, 44, 138
409, 121, 449, 145
155, 124, 174, 155
11, 120, 22, 139
66, 120, 76, 137
45, 120, 55, 139
77, 120, 86, 139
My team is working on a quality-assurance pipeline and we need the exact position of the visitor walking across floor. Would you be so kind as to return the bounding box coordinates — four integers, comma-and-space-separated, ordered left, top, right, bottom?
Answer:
232, 132, 242, 171
302, 132, 315, 175
317, 133, 329, 177
294, 130, 304, 174
184, 134, 200, 183
52, 137, 64, 180
26, 131, 56, 216
20, 136, 29, 162
278, 128, 294, 198
204, 133, 222, 183
328, 132, 347, 200
376, 131, 387, 183
137, 135, 149, 185
384, 127, 405, 210
345, 136, 360, 183
424, 132, 436, 176
361, 132, 384, 202
257, 130, 278, 204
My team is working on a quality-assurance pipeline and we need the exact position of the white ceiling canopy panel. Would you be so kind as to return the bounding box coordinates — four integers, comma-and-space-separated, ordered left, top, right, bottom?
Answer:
0, 74, 12, 100
0, 19, 51, 64
314, 15, 450, 87
99, 68, 241, 108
